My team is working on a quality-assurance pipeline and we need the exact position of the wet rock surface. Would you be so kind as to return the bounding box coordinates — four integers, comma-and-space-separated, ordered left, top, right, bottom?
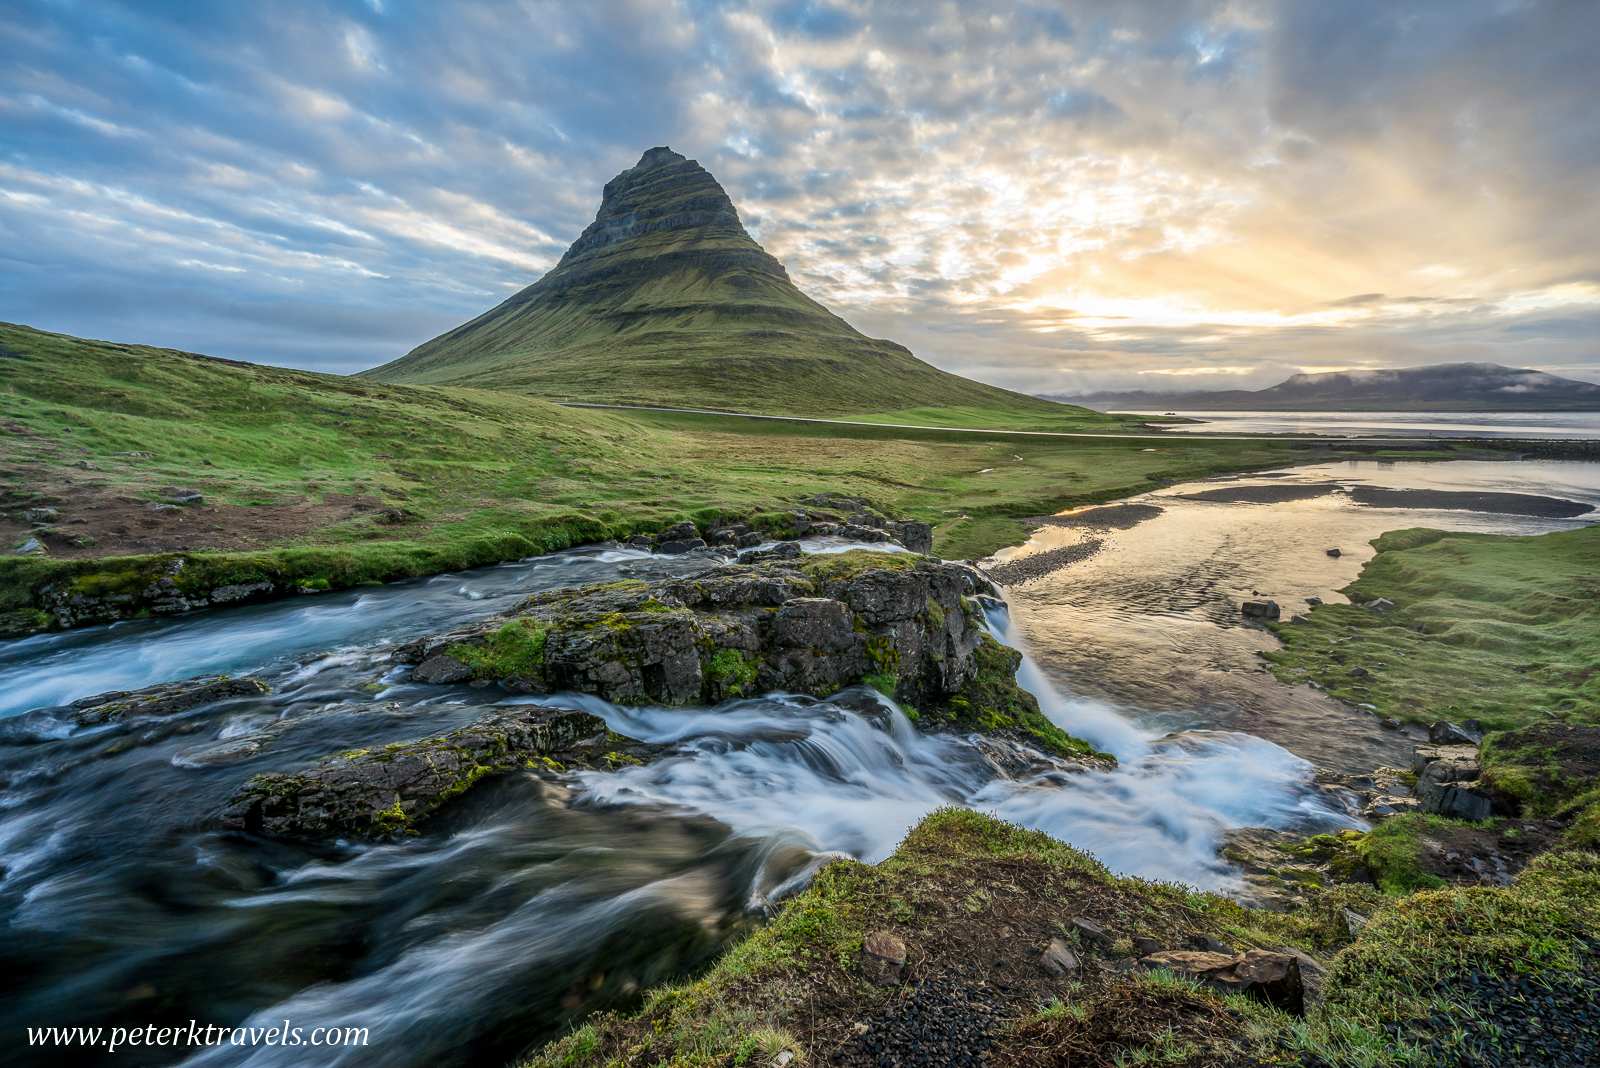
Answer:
1021, 503, 1165, 531
221, 706, 612, 839
66, 673, 270, 727
390, 553, 1107, 763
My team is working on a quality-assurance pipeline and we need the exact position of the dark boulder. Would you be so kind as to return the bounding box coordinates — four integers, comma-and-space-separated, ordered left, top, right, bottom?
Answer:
1429, 720, 1482, 745
221, 706, 607, 839
1420, 783, 1493, 821
1241, 599, 1280, 620
413, 654, 474, 684
1413, 742, 1493, 820
68, 674, 270, 727
657, 537, 707, 555
657, 520, 697, 541
738, 541, 802, 564
890, 519, 934, 554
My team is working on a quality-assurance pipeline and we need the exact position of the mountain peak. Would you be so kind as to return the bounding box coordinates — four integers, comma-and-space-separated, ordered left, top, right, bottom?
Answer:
634, 146, 687, 171
362, 149, 1075, 419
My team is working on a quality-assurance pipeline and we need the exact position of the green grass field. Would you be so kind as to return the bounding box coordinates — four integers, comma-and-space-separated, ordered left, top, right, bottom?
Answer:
0, 321, 1307, 629
1263, 524, 1600, 730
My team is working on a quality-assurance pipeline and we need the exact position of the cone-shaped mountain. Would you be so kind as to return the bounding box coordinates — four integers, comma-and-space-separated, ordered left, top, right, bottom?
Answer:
362, 148, 1083, 420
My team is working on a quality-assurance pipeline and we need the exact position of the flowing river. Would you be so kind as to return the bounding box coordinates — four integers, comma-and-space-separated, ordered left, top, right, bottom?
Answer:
2, 458, 1596, 1067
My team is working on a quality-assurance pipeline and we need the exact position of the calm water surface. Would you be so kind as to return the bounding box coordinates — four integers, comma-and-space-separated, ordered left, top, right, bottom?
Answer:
1126, 409, 1600, 438
992, 459, 1600, 771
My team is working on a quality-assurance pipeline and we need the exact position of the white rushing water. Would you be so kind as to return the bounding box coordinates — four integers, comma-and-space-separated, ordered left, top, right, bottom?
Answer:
566, 608, 1356, 894
156, 612, 1357, 1067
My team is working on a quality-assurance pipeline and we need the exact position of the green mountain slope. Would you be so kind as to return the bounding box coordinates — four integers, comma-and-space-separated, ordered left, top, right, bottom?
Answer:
362, 147, 1100, 425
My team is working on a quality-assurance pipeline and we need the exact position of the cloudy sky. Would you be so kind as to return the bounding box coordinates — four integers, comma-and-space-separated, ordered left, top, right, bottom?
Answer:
3, 0, 1597, 394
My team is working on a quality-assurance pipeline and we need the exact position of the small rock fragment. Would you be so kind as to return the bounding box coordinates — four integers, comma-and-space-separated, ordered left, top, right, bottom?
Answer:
1070, 916, 1115, 949
861, 930, 907, 986
1187, 932, 1236, 955
1039, 937, 1080, 977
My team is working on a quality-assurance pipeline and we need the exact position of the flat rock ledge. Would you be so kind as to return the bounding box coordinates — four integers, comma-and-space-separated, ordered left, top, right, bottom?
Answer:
221, 706, 609, 839
66, 673, 270, 727
394, 552, 1114, 767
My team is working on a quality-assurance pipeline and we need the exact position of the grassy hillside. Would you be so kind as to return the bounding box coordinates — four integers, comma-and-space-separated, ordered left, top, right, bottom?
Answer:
360, 148, 1112, 426
1262, 524, 1600, 730
0, 321, 1303, 631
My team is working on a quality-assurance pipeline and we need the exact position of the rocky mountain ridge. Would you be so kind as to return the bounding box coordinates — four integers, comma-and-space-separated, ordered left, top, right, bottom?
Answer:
1045, 362, 1600, 411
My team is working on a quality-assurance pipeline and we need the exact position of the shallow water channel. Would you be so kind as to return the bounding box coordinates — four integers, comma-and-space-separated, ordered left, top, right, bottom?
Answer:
2, 459, 1596, 1067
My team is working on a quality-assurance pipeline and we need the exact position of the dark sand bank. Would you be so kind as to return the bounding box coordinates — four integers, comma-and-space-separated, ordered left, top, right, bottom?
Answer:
1178, 482, 1594, 517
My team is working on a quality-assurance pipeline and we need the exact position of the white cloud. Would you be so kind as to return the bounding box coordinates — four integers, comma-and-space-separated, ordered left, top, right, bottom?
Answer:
0, 0, 1594, 388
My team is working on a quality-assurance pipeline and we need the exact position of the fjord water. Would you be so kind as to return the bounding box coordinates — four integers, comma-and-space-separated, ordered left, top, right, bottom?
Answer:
1133, 409, 1600, 438
1, 458, 1595, 1066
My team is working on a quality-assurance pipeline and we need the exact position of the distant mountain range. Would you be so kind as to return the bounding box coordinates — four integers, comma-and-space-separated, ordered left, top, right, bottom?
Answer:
1044, 364, 1600, 412
364, 147, 1087, 421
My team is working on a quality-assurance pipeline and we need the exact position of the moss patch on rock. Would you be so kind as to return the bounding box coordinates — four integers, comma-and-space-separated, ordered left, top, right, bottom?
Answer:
449, 619, 551, 678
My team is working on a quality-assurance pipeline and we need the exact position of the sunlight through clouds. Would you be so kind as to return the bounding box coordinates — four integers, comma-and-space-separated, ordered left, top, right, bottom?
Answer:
1, 0, 1595, 385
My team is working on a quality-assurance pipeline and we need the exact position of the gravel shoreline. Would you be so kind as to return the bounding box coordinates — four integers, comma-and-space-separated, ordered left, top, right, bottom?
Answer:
984, 538, 1103, 586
